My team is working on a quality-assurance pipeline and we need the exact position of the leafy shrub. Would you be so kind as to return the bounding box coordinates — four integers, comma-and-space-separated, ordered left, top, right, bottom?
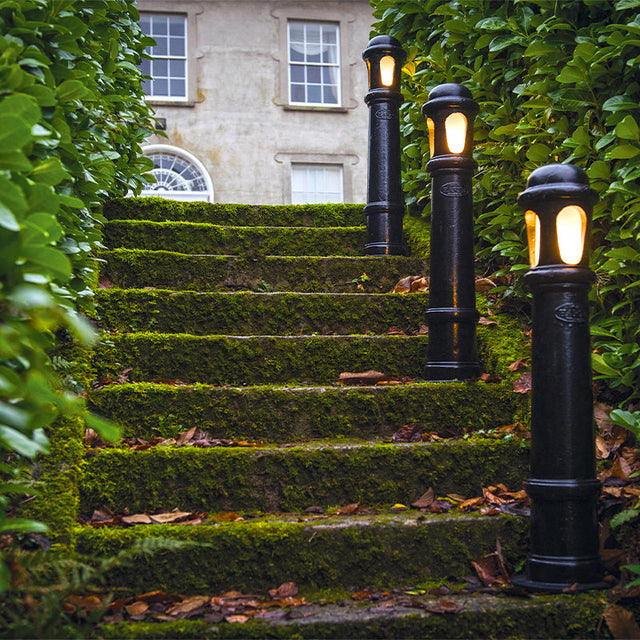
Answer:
371, 0, 640, 403
0, 0, 155, 589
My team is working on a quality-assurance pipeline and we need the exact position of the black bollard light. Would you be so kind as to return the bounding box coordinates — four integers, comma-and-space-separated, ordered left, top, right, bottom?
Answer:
362, 35, 406, 255
422, 84, 479, 380
513, 163, 606, 592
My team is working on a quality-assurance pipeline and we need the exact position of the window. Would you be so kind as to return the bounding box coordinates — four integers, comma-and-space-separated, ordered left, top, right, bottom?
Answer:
288, 21, 340, 106
141, 145, 213, 202
291, 164, 343, 204
140, 13, 187, 101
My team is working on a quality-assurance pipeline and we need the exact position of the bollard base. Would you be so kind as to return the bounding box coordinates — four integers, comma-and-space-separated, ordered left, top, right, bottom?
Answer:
512, 574, 608, 593
423, 361, 480, 382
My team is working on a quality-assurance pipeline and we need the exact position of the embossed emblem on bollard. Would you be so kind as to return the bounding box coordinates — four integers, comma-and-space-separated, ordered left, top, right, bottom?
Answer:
555, 302, 587, 324
440, 182, 468, 197
374, 108, 394, 120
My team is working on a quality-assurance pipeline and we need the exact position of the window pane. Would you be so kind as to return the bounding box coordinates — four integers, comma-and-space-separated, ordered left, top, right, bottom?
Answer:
322, 28, 336, 44
153, 59, 168, 77
307, 85, 321, 103
307, 66, 321, 83
306, 24, 321, 44
291, 84, 305, 103
289, 46, 304, 62
323, 86, 338, 104
169, 37, 185, 57
152, 37, 168, 56
152, 16, 168, 35
170, 79, 186, 97
170, 59, 185, 78
289, 22, 305, 43
169, 16, 185, 36
153, 78, 168, 96
141, 58, 151, 75
290, 66, 304, 83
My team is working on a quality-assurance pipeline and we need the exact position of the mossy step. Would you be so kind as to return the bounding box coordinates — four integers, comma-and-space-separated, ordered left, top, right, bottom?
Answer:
103, 198, 365, 227
79, 439, 529, 515
91, 333, 428, 385
74, 511, 528, 594
95, 290, 427, 336
94, 592, 606, 639
100, 250, 427, 293
104, 220, 366, 256
88, 381, 528, 443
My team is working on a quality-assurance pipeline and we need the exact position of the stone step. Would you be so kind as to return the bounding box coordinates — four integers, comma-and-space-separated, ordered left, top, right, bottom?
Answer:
74, 511, 528, 594
94, 591, 605, 639
104, 220, 366, 256
79, 439, 529, 516
91, 333, 429, 385
94, 290, 427, 336
100, 250, 426, 293
103, 197, 365, 227
88, 381, 527, 443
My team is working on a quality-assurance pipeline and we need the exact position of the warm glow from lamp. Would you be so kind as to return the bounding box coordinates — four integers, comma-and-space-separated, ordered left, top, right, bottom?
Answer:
427, 118, 435, 158
445, 112, 467, 154
525, 210, 540, 267
556, 205, 586, 265
379, 55, 395, 87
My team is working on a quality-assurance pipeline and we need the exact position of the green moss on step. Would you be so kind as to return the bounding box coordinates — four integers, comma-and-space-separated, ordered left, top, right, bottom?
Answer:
78, 439, 529, 515
94, 290, 428, 336
103, 198, 366, 228
90, 333, 429, 385
74, 512, 527, 595
88, 381, 527, 443
100, 250, 427, 293
104, 220, 366, 256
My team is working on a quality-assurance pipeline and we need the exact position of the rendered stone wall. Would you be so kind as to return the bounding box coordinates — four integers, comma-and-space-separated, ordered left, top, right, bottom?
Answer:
137, 0, 373, 204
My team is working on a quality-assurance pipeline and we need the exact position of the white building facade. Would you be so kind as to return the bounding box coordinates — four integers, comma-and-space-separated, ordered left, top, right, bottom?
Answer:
136, 0, 374, 204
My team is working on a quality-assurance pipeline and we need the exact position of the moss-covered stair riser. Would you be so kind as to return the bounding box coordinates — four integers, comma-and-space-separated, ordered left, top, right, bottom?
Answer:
75, 513, 528, 594
95, 290, 429, 335
104, 220, 366, 256
103, 198, 366, 227
101, 250, 427, 293
91, 333, 428, 384
77, 198, 555, 638
88, 381, 528, 442
79, 440, 529, 515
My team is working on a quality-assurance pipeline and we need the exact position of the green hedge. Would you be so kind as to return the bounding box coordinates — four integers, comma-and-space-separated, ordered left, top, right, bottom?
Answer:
371, 0, 640, 403
0, 0, 154, 586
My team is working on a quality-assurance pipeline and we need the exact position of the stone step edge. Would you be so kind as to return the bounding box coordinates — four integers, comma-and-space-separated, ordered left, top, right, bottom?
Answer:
87, 380, 528, 443
74, 511, 528, 595
93, 591, 606, 640
79, 439, 530, 516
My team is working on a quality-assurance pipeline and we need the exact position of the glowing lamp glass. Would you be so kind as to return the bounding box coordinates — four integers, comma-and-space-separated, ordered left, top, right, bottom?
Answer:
379, 55, 395, 87
525, 210, 540, 267
556, 205, 586, 265
445, 112, 467, 154
427, 118, 435, 158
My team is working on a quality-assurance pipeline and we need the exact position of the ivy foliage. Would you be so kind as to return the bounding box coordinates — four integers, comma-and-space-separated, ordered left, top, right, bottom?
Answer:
0, 0, 155, 589
371, 0, 640, 403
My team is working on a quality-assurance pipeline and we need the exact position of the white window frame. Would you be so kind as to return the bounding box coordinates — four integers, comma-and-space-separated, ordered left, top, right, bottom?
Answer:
139, 12, 188, 102
287, 21, 341, 107
291, 164, 344, 204
141, 144, 214, 202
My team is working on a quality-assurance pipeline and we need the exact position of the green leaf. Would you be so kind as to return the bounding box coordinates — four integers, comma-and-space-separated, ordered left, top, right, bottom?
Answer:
55, 79, 90, 102
526, 143, 551, 164
587, 160, 610, 181
476, 17, 508, 30
63, 308, 97, 346
0, 518, 49, 535
592, 352, 621, 377
30, 157, 69, 185
0, 94, 40, 125
0, 202, 19, 231
615, 115, 639, 141
603, 95, 638, 112
0, 115, 31, 151
23, 245, 72, 280
0, 151, 32, 172
85, 412, 121, 443
557, 66, 586, 83
0, 425, 49, 458
608, 145, 640, 159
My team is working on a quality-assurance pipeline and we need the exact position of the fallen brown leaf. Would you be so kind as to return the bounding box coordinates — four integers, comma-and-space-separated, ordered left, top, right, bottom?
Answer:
604, 604, 640, 640
268, 582, 298, 599
125, 601, 149, 617
478, 316, 498, 326
513, 372, 532, 394
335, 503, 360, 515
392, 423, 423, 443
336, 370, 389, 386
166, 595, 210, 616
411, 488, 435, 509
508, 358, 529, 372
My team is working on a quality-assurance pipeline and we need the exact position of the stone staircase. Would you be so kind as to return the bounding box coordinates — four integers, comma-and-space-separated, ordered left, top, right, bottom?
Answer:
76, 197, 607, 638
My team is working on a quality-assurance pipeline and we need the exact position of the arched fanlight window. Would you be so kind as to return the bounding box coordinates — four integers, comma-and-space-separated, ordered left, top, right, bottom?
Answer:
141, 144, 214, 202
